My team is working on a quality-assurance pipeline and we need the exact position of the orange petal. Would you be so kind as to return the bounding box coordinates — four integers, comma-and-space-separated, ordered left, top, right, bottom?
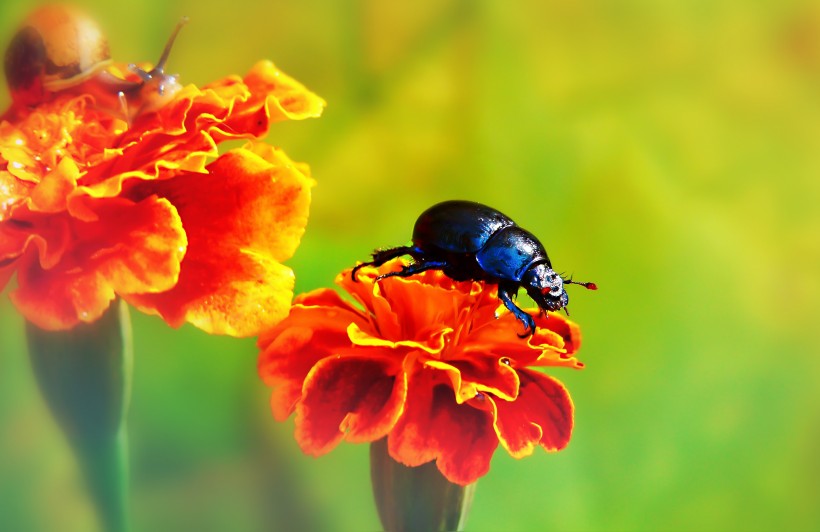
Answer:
347, 322, 449, 355
261, 325, 321, 421
337, 270, 403, 341
258, 291, 370, 419
79, 61, 325, 196
80, 122, 217, 198
11, 196, 185, 329
535, 311, 583, 356
388, 370, 498, 486
28, 158, 79, 213
492, 369, 574, 458
463, 311, 583, 369
257, 287, 364, 351
1, 211, 72, 271
242, 60, 327, 121
0, 220, 30, 266
192, 61, 326, 144
376, 275, 476, 340
128, 146, 312, 336
427, 356, 521, 403
1, 170, 31, 221
294, 355, 405, 455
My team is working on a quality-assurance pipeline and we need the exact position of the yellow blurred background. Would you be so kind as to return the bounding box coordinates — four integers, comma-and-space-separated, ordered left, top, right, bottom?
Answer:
1, 0, 819, 530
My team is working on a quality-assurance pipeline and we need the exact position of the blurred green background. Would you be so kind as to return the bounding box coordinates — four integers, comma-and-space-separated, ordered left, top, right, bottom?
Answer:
1, 0, 819, 530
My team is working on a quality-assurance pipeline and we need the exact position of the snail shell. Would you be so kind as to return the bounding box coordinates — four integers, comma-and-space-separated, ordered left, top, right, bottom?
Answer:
5, 5, 112, 106
4, 6, 186, 124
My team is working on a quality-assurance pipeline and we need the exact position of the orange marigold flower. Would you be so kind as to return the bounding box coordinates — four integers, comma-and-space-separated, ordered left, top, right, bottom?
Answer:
258, 260, 585, 486
0, 61, 325, 334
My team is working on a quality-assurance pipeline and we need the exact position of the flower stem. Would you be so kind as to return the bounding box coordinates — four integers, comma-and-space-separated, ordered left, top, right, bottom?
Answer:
26, 300, 133, 532
370, 438, 476, 531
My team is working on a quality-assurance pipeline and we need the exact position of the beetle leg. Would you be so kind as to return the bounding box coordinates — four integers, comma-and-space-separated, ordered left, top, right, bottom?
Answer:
498, 285, 535, 338
371, 246, 418, 265
351, 246, 416, 282
376, 260, 448, 280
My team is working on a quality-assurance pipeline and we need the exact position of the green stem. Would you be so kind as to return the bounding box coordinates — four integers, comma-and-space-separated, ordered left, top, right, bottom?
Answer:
370, 438, 476, 531
26, 300, 133, 532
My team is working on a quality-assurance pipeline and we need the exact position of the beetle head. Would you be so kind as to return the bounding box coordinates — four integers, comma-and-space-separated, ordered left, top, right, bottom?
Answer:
522, 263, 569, 313
522, 262, 597, 315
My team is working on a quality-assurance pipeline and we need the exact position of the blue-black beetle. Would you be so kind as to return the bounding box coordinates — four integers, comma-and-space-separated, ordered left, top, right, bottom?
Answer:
351, 200, 596, 336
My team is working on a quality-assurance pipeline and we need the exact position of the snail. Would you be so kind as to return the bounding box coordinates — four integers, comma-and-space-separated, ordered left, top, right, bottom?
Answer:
4, 5, 186, 119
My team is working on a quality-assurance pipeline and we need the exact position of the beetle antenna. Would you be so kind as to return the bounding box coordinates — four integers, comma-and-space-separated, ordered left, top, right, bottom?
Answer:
565, 275, 597, 291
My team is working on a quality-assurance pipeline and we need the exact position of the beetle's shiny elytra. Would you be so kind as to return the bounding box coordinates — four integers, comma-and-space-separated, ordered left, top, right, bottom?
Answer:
352, 200, 596, 337
4, 5, 186, 120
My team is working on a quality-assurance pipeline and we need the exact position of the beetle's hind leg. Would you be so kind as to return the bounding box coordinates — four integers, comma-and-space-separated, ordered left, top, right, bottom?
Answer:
351, 246, 416, 281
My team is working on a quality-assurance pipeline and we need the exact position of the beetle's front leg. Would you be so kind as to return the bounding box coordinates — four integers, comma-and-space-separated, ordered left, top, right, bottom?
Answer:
498, 285, 535, 338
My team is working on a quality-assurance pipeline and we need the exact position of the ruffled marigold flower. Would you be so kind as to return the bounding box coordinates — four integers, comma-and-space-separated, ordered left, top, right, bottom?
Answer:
0, 60, 325, 335
258, 259, 585, 485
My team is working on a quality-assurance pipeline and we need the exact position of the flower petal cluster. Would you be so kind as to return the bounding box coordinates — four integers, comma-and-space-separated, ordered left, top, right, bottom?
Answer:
0, 61, 324, 334
258, 260, 585, 485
